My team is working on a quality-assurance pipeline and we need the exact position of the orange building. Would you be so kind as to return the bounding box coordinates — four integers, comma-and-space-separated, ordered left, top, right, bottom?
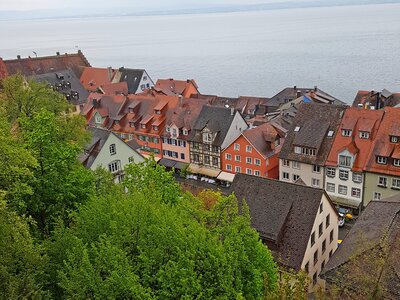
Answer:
221, 122, 286, 178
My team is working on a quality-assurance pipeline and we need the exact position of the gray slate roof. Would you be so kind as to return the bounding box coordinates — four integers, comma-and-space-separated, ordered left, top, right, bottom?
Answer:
188, 106, 237, 147
229, 173, 327, 271
32, 69, 89, 106
322, 195, 400, 298
279, 103, 347, 165
117, 67, 145, 94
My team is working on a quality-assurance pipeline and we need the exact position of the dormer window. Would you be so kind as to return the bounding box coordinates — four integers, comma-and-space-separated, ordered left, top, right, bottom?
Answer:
377, 156, 387, 165
128, 107, 134, 113
274, 139, 280, 147
94, 113, 102, 124
342, 129, 352, 137
166, 126, 170, 133
327, 130, 334, 137
203, 133, 213, 143
172, 128, 177, 137
183, 129, 188, 135
390, 136, 399, 143
339, 154, 352, 168
153, 125, 158, 131
155, 110, 161, 115
141, 124, 146, 129
294, 146, 301, 154
359, 131, 370, 139
294, 126, 300, 132
394, 159, 400, 167
129, 122, 134, 128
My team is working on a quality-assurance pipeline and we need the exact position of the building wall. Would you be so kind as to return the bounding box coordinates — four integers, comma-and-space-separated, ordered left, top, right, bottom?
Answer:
182, 82, 199, 98
279, 159, 324, 188
136, 70, 154, 93
91, 133, 144, 180
135, 132, 163, 158
221, 111, 248, 150
190, 142, 221, 169
364, 172, 400, 206
300, 193, 339, 291
324, 167, 364, 208
162, 138, 190, 163
221, 135, 276, 178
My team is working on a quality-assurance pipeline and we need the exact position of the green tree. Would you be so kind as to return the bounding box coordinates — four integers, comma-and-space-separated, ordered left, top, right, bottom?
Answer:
17, 110, 94, 235
0, 197, 46, 299
47, 163, 278, 299
0, 74, 70, 123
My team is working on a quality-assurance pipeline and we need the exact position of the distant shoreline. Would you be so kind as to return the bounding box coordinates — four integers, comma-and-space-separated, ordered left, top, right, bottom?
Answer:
1, 1, 400, 22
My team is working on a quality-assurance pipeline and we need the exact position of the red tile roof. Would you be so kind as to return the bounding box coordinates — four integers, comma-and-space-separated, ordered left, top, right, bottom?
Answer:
2, 50, 90, 78
326, 107, 384, 172
352, 90, 400, 109
153, 79, 199, 97
99, 81, 128, 95
365, 107, 400, 175
80, 67, 115, 91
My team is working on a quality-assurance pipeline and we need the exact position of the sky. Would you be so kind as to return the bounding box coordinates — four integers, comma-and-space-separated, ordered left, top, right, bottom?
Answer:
0, 0, 306, 11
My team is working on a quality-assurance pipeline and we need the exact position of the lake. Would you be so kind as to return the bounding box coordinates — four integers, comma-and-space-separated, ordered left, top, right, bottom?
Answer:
1, 3, 400, 103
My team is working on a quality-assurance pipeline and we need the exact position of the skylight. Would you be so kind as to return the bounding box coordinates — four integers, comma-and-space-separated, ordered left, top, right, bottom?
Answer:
294, 126, 300, 132
327, 130, 334, 137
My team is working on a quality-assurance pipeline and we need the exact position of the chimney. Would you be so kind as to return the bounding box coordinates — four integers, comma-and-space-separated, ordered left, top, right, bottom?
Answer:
179, 95, 184, 107
293, 85, 297, 90
296, 90, 302, 98
56, 52, 60, 56
314, 85, 318, 92
230, 106, 235, 116
107, 67, 113, 81
17, 55, 21, 60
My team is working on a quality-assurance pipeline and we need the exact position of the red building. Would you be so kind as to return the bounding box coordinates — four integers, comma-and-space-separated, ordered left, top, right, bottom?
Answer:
221, 122, 286, 179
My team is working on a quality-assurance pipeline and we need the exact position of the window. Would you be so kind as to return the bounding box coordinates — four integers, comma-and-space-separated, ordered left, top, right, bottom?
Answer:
246, 145, 252, 152
312, 178, 320, 187
109, 144, 116, 155
329, 250, 333, 258
313, 273, 317, 285
117, 174, 124, 183
246, 168, 252, 175
225, 153, 232, 160
305, 262, 309, 274
311, 231, 315, 246
293, 174, 300, 182
153, 138, 159, 144
204, 155, 210, 165
326, 183, 335, 193
235, 166, 241, 173
292, 161, 300, 169
313, 165, 321, 173
294, 126, 301, 132
226, 164, 232, 171
330, 229, 334, 244
342, 129, 352, 136
203, 133, 212, 143
377, 156, 387, 165
183, 129, 188, 135
373, 192, 381, 200
246, 157, 252, 164
319, 202, 323, 214
339, 170, 349, 181
283, 160, 290, 167
302, 147, 316, 156
326, 167, 336, 178
351, 188, 361, 198
193, 154, 200, 163
143, 75, 147, 80
339, 155, 352, 168
212, 157, 218, 167
254, 170, 260, 176
322, 239, 326, 254
166, 126, 170, 133
283, 172, 289, 180
172, 128, 177, 137
108, 160, 120, 173
155, 109, 161, 115
359, 131, 370, 139
338, 185, 348, 195
327, 130, 334, 137
390, 136, 399, 143
180, 153, 185, 160
128, 134, 134, 141
255, 158, 261, 166
319, 222, 323, 237
294, 146, 301, 154
326, 214, 330, 228
141, 124, 146, 129
235, 155, 241, 162
314, 250, 318, 266
352, 172, 363, 183
392, 178, 400, 190
153, 125, 158, 131
234, 143, 240, 151
378, 176, 388, 187
394, 159, 400, 167
95, 113, 102, 124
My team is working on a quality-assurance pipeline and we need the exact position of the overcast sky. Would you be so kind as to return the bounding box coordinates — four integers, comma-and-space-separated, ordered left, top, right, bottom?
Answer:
0, 0, 306, 11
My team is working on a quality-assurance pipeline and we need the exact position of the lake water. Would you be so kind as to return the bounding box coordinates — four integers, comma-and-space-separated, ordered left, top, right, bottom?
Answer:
1, 3, 400, 103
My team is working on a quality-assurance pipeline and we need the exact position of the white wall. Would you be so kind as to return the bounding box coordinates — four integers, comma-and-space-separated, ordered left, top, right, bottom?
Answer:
279, 159, 325, 189
221, 111, 248, 150
136, 70, 154, 93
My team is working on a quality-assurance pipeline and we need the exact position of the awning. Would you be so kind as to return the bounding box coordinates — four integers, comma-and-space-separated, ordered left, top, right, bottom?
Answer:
158, 158, 177, 168
217, 171, 235, 182
188, 164, 221, 178
330, 196, 361, 209
174, 162, 189, 170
